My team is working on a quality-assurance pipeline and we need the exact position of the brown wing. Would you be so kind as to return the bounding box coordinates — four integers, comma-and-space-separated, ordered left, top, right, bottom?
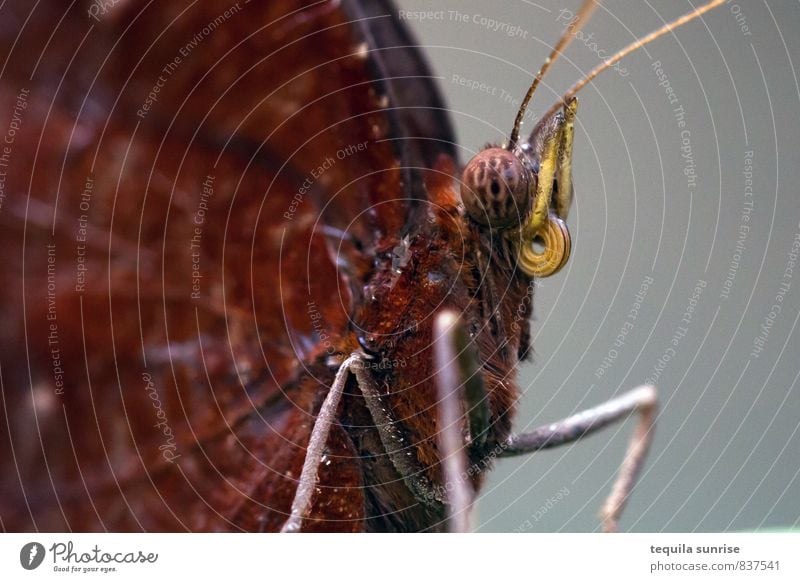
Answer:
0, 0, 456, 531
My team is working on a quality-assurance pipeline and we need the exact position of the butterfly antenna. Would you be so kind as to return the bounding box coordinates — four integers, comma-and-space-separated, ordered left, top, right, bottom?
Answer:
542, 0, 726, 122
507, 0, 598, 150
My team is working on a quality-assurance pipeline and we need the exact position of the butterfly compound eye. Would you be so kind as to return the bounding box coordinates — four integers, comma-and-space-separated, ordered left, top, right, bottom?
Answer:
460, 148, 532, 229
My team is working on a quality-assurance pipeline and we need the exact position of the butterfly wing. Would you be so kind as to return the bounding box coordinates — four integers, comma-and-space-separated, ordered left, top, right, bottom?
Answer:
0, 0, 456, 531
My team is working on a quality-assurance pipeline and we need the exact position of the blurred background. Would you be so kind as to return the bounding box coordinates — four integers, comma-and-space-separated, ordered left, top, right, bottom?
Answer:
397, 0, 800, 532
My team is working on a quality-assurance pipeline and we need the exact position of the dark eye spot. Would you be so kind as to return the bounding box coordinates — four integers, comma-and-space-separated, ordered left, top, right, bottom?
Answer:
461, 147, 530, 229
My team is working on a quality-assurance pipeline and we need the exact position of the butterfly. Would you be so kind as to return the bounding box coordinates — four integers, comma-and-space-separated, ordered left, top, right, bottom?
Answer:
0, 0, 723, 532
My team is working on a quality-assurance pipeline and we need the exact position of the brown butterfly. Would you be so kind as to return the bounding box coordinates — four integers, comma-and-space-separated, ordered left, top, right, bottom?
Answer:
0, 0, 723, 532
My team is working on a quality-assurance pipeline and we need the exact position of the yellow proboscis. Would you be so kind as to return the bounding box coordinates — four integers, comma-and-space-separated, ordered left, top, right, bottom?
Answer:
518, 213, 571, 278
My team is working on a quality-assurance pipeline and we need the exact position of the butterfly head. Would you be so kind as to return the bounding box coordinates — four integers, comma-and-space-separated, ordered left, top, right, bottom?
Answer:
460, 147, 534, 230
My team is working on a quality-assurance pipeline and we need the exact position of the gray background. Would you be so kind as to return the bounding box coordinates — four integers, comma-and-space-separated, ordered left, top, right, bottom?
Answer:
396, 0, 800, 532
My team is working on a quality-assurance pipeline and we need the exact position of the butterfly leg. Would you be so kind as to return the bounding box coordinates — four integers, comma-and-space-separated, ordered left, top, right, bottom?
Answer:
281, 350, 445, 532
280, 354, 360, 533
432, 310, 491, 532
499, 384, 657, 532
